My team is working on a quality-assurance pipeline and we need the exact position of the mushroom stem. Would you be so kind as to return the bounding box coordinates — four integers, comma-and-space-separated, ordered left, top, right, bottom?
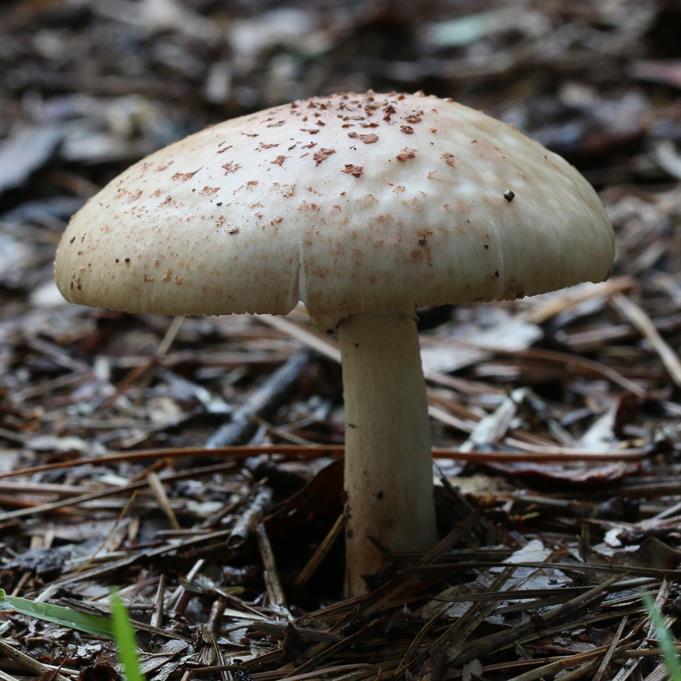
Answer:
338, 312, 438, 595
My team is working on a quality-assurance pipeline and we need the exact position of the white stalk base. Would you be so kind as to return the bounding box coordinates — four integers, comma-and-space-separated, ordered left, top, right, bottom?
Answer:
338, 312, 438, 596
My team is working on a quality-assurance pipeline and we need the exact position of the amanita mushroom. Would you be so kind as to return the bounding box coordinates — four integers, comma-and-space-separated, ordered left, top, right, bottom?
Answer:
53, 91, 615, 595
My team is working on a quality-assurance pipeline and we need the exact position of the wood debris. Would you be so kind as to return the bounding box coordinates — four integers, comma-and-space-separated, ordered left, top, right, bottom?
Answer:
0, 0, 679, 679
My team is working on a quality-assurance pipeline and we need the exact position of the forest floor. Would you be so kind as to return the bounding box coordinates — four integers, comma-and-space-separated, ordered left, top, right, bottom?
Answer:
0, 1, 680, 679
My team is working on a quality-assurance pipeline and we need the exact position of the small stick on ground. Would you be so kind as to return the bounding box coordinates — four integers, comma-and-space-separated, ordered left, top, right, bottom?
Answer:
0, 444, 648, 484
295, 513, 345, 588
0, 669, 22, 681
0, 640, 72, 681
228, 486, 272, 549
256, 522, 290, 618
612, 293, 681, 388
147, 471, 181, 530
523, 276, 635, 324
171, 559, 205, 617
151, 574, 166, 629
507, 646, 610, 681
206, 349, 311, 448
456, 574, 622, 664
593, 615, 628, 681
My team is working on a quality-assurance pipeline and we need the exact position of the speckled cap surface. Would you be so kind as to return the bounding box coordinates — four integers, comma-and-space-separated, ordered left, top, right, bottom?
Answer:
54, 91, 615, 320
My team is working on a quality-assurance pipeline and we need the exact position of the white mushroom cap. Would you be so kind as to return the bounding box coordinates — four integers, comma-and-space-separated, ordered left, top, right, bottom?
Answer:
54, 91, 614, 320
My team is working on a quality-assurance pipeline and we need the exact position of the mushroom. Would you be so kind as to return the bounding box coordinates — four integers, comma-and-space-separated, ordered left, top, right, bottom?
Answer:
53, 91, 615, 595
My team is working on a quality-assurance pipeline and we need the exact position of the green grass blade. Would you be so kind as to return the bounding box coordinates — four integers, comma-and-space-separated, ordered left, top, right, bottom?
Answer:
642, 592, 681, 681
0, 588, 112, 637
111, 592, 145, 681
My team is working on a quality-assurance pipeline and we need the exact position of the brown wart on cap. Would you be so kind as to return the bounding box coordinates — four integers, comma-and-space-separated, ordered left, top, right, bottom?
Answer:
396, 148, 417, 162
313, 148, 336, 165
341, 164, 363, 177
53, 91, 615, 597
